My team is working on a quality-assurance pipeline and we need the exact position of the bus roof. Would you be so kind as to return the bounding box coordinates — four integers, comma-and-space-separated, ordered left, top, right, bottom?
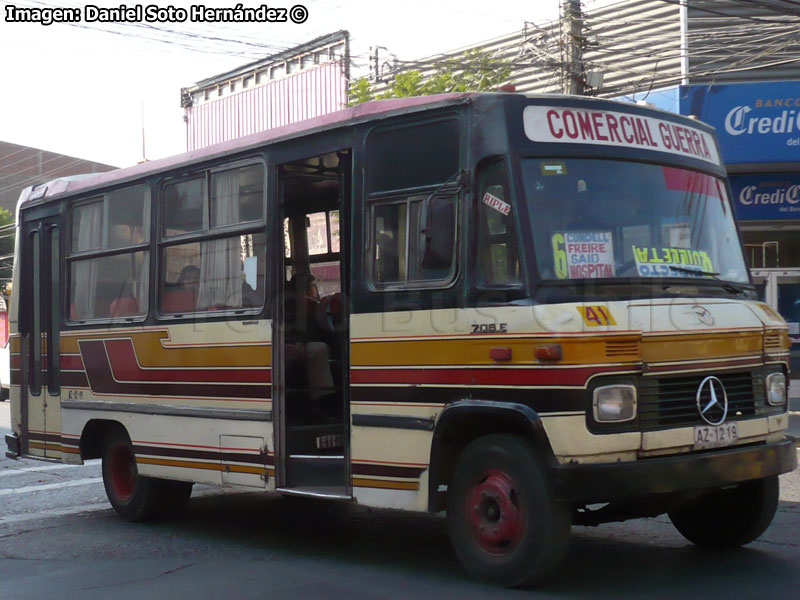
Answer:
18, 91, 719, 210
19, 92, 479, 208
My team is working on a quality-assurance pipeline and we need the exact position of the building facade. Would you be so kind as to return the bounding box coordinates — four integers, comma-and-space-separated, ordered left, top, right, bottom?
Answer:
0, 141, 116, 214
181, 31, 349, 151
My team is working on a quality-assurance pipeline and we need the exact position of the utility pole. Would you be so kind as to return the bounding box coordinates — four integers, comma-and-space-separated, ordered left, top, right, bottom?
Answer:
561, 0, 585, 95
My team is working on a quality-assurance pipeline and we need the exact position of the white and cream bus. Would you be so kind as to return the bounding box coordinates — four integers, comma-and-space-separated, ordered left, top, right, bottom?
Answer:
5, 93, 797, 587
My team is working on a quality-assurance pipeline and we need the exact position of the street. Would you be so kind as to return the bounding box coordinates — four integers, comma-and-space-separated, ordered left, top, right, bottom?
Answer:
1, 400, 798, 600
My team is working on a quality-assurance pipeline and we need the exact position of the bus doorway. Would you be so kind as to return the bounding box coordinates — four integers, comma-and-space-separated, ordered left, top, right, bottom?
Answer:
274, 151, 350, 497
20, 217, 62, 458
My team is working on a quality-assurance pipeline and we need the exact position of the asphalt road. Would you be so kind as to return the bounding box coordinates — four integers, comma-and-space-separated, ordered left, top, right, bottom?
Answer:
1, 401, 799, 600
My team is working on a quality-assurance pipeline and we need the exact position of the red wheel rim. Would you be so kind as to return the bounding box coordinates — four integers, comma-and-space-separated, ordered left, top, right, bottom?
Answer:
465, 469, 525, 554
110, 443, 136, 501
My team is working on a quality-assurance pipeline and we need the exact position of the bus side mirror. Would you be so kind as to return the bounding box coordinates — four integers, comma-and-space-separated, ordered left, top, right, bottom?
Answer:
419, 195, 456, 270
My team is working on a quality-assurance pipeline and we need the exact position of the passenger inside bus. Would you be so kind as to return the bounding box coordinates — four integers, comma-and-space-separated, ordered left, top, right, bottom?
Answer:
162, 265, 200, 314
109, 282, 141, 318
285, 272, 336, 421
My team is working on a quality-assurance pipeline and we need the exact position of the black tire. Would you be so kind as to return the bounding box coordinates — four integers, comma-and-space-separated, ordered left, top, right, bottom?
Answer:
157, 479, 194, 517
668, 475, 779, 549
0, 387, 8, 401
101, 427, 190, 522
447, 434, 571, 588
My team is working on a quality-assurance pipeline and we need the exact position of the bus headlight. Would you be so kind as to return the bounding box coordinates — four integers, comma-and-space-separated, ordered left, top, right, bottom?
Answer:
593, 385, 637, 422
766, 372, 787, 406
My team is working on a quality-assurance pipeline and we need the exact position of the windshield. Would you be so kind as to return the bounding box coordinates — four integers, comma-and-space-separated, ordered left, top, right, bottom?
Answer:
521, 159, 749, 284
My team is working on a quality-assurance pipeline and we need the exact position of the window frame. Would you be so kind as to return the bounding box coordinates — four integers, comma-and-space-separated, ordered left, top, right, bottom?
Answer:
474, 158, 525, 291
156, 157, 267, 320
66, 185, 152, 325
363, 116, 462, 293
365, 190, 460, 292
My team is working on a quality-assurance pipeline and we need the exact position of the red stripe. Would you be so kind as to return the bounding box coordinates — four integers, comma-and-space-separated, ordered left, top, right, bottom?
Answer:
350, 366, 630, 387
61, 355, 84, 370
103, 339, 270, 384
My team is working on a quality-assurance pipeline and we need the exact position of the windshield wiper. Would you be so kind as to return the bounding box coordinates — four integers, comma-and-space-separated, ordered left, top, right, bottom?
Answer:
662, 267, 753, 296
667, 265, 720, 277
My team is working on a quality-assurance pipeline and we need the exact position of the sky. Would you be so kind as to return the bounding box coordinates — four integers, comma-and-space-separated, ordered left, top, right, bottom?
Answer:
0, 0, 616, 168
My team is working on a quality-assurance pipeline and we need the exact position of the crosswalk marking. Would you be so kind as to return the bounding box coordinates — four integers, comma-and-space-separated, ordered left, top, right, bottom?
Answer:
0, 477, 103, 496
0, 459, 100, 478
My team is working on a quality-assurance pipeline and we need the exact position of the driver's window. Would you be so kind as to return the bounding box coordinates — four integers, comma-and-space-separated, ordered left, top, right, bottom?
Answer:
476, 160, 522, 287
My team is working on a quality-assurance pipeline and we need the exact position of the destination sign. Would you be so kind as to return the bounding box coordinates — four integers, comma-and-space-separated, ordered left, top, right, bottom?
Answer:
523, 106, 721, 166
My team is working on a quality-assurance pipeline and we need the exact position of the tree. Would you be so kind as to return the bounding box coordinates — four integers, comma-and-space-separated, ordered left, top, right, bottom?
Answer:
0, 207, 14, 290
349, 49, 511, 106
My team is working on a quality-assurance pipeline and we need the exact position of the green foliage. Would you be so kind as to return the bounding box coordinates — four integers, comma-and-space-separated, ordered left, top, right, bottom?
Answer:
347, 77, 374, 107
348, 49, 512, 105
380, 70, 425, 99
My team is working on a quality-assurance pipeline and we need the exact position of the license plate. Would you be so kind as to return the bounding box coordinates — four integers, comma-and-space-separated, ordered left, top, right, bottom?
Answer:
693, 423, 738, 450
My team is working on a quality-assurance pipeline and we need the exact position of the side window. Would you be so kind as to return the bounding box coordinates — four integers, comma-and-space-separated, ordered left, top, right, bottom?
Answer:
366, 119, 460, 290
371, 195, 457, 287
476, 161, 522, 287
68, 185, 150, 322
159, 162, 266, 315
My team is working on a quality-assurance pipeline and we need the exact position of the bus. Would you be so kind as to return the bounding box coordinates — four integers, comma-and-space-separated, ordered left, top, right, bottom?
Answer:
5, 92, 797, 587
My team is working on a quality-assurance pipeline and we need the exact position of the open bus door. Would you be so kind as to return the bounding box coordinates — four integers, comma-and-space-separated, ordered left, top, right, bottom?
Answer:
20, 218, 62, 458
273, 151, 351, 498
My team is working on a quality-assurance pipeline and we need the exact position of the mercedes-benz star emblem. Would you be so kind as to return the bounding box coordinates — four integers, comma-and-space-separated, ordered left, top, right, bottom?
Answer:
692, 305, 715, 326
696, 376, 728, 425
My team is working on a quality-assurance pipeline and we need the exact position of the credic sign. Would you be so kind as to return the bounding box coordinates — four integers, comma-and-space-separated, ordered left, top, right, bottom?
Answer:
729, 173, 800, 220
680, 81, 800, 164
523, 105, 721, 165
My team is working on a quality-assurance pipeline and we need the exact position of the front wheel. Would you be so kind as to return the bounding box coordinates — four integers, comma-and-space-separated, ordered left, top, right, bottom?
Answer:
447, 434, 571, 588
668, 475, 779, 549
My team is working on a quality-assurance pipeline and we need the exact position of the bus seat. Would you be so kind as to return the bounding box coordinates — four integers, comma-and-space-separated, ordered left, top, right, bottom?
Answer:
162, 289, 197, 314
109, 296, 140, 317
327, 292, 346, 330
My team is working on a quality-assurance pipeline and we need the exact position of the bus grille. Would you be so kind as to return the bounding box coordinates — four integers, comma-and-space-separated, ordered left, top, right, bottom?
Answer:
763, 333, 783, 352
639, 370, 760, 430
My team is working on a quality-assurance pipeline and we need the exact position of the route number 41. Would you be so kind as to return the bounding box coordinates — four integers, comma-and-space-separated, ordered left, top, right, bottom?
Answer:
578, 305, 617, 327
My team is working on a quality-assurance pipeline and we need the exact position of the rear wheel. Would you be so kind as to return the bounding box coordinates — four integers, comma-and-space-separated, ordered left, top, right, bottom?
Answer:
668, 476, 779, 548
447, 434, 570, 588
101, 428, 191, 521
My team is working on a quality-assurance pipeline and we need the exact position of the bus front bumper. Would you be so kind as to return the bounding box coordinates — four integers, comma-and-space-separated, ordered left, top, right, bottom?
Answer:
554, 436, 797, 504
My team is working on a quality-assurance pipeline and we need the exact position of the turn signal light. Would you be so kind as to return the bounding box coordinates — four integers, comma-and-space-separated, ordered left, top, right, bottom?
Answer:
535, 344, 562, 361
489, 347, 512, 361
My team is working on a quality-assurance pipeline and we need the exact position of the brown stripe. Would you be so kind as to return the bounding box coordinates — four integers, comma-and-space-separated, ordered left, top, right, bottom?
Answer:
28, 431, 62, 443
352, 463, 427, 479
352, 478, 419, 491
132, 443, 273, 466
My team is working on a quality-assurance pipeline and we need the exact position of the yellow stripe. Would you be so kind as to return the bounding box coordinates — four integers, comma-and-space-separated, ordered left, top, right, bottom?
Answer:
642, 331, 762, 362
61, 330, 270, 368
137, 456, 271, 476
28, 442, 67, 454
352, 330, 768, 367
351, 335, 639, 366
